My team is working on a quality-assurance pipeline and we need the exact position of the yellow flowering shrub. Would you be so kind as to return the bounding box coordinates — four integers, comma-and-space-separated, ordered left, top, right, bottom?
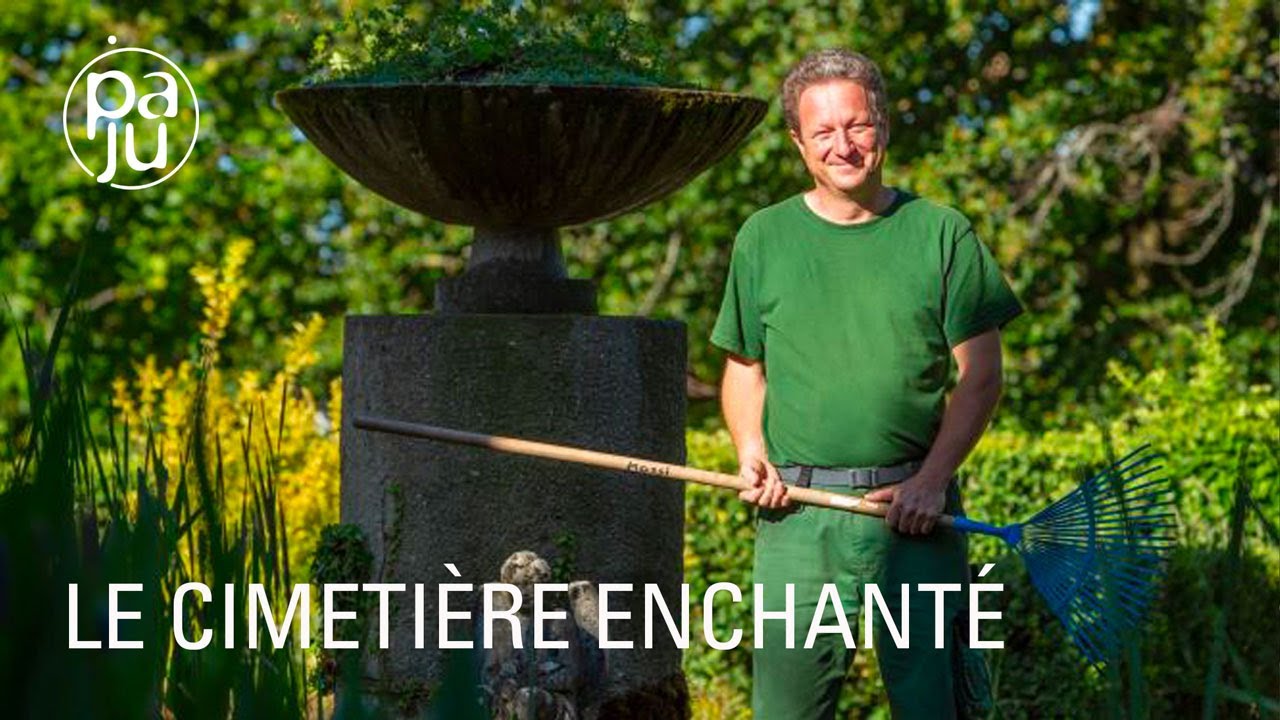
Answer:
111, 238, 340, 579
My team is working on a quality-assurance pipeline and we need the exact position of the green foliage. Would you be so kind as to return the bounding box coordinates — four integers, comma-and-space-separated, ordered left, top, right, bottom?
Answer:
586, 0, 1278, 422
1, 0, 1277, 716
0, 304, 487, 719
309, 1, 684, 87
966, 318, 1279, 553
0, 308, 308, 719
551, 530, 579, 583
311, 523, 374, 588
1, 0, 1274, 436
684, 319, 1280, 717
681, 428, 753, 693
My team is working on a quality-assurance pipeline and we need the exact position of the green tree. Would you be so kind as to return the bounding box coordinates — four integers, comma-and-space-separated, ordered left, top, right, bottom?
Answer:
2, 1, 1275, 432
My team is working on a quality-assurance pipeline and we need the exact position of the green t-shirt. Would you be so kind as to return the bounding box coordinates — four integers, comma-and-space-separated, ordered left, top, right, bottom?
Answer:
710, 189, 1023, 468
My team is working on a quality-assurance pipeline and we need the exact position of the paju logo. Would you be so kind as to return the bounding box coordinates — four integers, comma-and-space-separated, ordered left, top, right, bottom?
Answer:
62, 36, 199, 190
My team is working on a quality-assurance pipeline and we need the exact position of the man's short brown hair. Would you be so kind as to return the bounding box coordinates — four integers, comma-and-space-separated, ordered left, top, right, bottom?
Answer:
782, 49, 890, 143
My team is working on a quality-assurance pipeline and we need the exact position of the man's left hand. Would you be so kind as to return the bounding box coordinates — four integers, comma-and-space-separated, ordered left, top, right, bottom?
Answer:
864, 476, 947, 535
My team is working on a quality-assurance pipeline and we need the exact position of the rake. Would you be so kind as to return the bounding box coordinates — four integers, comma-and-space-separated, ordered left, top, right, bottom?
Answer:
353, 414, 1176, 665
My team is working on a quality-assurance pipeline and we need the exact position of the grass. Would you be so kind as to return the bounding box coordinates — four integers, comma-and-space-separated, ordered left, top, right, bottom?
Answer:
0, 298, 310, 718
0, 264, 492, 718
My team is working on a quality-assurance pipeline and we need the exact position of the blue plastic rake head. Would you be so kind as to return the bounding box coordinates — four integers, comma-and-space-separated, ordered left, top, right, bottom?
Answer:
950, 445, 1176, 664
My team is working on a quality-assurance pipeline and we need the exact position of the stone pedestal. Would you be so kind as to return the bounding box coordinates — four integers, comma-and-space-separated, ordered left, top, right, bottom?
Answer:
340, 314, 687, 714
434, 227, 598, 314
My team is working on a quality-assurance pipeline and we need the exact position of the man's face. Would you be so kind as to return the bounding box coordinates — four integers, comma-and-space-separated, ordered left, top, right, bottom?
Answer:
790, 79, 886, 195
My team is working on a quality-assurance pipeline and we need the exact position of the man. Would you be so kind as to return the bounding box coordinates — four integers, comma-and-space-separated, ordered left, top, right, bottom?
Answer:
710, 49, 1022, 719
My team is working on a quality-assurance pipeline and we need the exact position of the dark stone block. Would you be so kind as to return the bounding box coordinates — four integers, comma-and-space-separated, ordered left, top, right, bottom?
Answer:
341, 314, 687, 716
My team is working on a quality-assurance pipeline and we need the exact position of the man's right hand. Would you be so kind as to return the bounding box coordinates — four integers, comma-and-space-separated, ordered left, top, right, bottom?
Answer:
736, 446, 790, 508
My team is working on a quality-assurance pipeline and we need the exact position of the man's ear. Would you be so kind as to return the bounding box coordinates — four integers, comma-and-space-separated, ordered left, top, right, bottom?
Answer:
789, 128, 805, 154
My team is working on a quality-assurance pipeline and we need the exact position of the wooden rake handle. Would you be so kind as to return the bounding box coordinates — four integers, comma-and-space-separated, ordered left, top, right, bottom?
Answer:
353, 414, 956, 525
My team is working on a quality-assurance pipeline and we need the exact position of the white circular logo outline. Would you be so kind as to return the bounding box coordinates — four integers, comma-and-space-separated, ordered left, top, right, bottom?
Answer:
62, 45, 200, 191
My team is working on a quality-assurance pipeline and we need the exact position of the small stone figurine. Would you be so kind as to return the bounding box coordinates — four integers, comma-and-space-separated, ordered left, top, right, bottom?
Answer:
482, 551, 607, 720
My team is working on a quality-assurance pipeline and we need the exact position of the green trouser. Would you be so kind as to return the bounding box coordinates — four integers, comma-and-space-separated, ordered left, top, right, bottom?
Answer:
752, 482, 969, 719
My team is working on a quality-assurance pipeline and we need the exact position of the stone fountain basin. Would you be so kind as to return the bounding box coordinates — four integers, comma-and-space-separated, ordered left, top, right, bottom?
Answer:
276, 83, 767, 229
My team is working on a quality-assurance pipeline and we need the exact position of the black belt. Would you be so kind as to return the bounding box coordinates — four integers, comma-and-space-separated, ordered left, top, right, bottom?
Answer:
778, 460, 922, 490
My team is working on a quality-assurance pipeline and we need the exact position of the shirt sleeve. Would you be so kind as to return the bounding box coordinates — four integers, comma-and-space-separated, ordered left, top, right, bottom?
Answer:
943, 227, 1024, 347
710, 225, 765, 360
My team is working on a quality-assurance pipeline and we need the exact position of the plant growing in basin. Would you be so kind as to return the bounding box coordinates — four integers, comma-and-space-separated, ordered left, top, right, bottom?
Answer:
276, 3, 767, 313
